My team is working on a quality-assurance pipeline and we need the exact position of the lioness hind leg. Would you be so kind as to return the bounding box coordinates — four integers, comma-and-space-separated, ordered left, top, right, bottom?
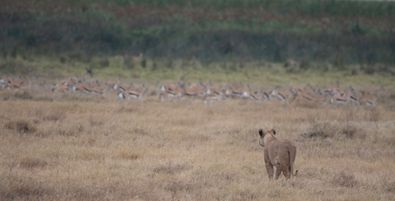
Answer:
265, 163, 274, 179
283, 166, 291, 179
273, 165, 281, 180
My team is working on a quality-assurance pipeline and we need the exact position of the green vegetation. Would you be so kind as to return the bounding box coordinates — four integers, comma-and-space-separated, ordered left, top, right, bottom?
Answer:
1, 55, 394, 87
0, 0, 394, 78
65, 0, 395, 17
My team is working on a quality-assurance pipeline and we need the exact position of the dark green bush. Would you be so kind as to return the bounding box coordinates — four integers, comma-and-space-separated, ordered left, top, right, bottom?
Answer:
1, 0, 395, 71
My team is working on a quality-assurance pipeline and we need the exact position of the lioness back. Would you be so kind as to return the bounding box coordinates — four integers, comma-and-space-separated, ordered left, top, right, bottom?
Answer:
268, 141, 290, 165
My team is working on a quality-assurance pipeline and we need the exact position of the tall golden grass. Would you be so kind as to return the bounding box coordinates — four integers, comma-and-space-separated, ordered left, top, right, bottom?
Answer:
0, 99, 394, 201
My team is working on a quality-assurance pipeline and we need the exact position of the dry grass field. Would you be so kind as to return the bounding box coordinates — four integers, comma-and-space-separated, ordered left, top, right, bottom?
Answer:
0, 96, 394, 201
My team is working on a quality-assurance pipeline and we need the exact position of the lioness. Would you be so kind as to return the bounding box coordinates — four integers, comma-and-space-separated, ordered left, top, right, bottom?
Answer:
258, 129, 297, 180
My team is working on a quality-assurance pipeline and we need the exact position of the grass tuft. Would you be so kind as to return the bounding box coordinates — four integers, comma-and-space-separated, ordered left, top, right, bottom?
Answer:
13, 91, 34, 100
4, 120, 37, 134
1, 176, 52, 200
302, 118, 366, 140
42, 111, 65, 122
18, 157, 48, 169
153, 163, 191, 175
118, 150, 140, 160
302, 121, 335, 139
332, 171, 358, 188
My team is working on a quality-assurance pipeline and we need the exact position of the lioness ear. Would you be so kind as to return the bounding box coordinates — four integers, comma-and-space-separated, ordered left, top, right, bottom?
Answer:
271, 129, 276, 135
258, 129, 263, 137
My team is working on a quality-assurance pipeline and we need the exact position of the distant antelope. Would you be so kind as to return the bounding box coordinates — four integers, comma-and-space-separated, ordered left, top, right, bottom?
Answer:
183, 82, 206, 98
269, 88, 288, 102
159, 81, 185, 101
0, 79, 8, 89
292, 87, 325, 104
346, 86, 360, 105
327, 88, 345, 105
74, 80, 103, 95
249, 86, 270, 101
0, 77, 25, 89
358, 90, 376, 106
327, 88, 356, 105
117, 84, 146, 100
74, 83, 92, 94
55, 77, 79, 92
223, 83, 251, 99
54, 81, 68, 93
249, 90, 262, 101
204, 82, 225, 104
103, 80, 121, 94
10, 78, 24, 89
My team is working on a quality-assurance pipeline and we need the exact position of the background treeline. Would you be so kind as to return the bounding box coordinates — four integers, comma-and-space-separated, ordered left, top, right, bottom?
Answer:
1, 0, 395, 74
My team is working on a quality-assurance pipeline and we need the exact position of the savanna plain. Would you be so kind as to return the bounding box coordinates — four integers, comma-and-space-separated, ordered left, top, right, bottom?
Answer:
1, 0, 395, 200
0, 93, 395, 201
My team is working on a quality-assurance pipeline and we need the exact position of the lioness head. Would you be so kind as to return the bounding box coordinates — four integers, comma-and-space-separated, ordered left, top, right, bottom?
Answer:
258, 128, 276, 147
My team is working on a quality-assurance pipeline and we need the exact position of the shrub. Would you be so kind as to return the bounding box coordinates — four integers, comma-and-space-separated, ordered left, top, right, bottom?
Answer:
302, 121, 365, 140
153, 163, 190, 175
339, 125, 366, 140
118, 150, 140, 160
18, 157, 48, 169
0, 176, 52, 200
4, 120, 36, 134
43, 111, 66, 122
332, 171, 358, 188
382, 180, 395, 193
14, 91, 33, 100
57, 124, 84, 137
302, 122, 336, 139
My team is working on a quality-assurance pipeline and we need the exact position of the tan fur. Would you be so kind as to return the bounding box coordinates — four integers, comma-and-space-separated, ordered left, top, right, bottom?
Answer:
258, 129, 297, 180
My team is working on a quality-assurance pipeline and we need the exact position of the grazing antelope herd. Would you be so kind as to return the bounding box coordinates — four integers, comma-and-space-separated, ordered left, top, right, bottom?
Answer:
0, 76, 381, 106
0, 77, 24, 89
